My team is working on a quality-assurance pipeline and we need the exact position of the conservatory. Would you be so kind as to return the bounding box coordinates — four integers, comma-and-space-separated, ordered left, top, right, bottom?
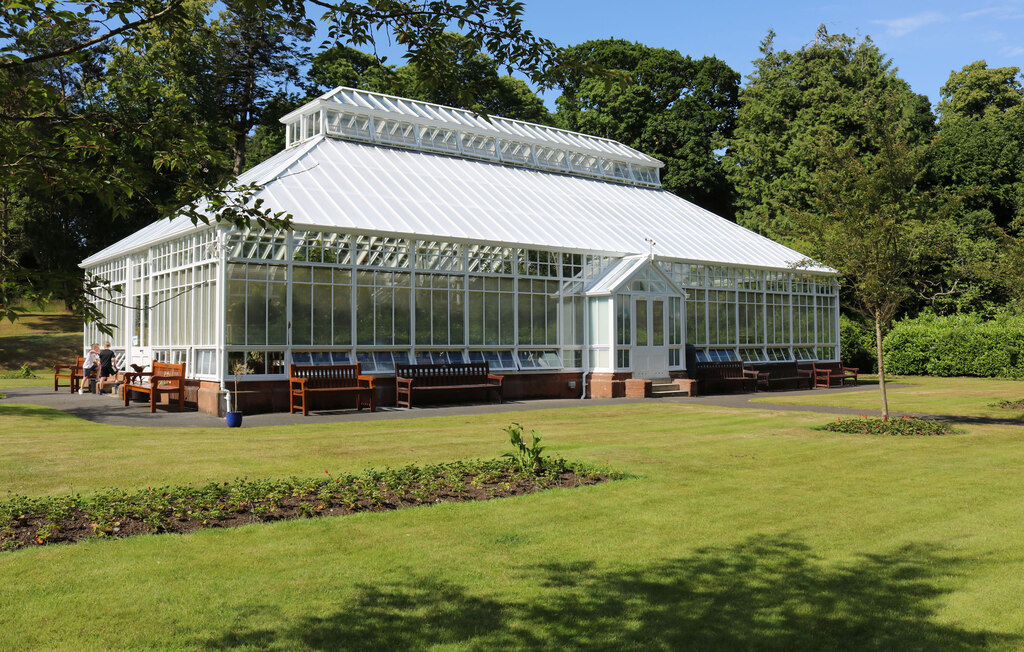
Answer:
81, 87, 839, 415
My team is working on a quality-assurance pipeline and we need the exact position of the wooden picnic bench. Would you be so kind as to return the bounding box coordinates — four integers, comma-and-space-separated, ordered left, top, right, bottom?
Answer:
812, 361, 860, 388
122, 361, 186, 412
289, 363, 376, 416
694, 361, 758, 394
395, 362, 503, 408
54, 357, 85, 393
744, 361, 813, 391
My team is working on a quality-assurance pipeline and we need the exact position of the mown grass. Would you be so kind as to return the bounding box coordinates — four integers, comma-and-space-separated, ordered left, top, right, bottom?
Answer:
752, 375, 1024, 421
0, 311, 80, 378
1, 394, 1023, 649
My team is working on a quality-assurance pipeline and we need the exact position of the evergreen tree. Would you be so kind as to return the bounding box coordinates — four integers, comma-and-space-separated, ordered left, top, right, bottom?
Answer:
725, 28, 934, 241
554, 39, 739, 216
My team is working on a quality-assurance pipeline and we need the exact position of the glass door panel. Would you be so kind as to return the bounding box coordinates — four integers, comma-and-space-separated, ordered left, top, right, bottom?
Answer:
635, 298, 648, 346
652, 299, 664, 346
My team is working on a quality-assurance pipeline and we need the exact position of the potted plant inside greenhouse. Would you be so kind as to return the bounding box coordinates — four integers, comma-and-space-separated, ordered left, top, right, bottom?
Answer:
226, 359, 252, 427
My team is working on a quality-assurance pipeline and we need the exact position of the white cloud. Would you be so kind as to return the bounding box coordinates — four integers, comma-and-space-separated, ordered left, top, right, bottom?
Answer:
1001, 45, 1024, 56
962, 7, 1000, 19
982, 30, 1007, 42
961, 5, 1024, 20
872, 11, 949, 37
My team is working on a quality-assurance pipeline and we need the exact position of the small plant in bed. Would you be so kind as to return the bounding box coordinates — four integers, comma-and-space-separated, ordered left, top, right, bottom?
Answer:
822, 416, 956, 436
993, 399, 1024, 410
0, 427, 620, 552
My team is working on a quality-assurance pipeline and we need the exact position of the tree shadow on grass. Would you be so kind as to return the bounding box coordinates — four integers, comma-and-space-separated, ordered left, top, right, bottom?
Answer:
203, 577, 506, 650
925, 413, 1024, 427
201, 535, 1015, 650
0, 403, 77, 422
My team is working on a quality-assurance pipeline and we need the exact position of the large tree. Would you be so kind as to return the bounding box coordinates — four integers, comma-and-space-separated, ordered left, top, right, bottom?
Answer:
0, 0, 560, 321
725, 28, 935, 242
553, 39, 739, 217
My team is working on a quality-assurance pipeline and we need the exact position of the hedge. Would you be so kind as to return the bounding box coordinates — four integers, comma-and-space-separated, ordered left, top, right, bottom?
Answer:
883, 312, 1024, 378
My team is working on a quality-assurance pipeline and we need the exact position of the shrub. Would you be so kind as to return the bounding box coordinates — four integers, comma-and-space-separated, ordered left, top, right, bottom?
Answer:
840, 315, 876, 373
822, 416, 955, 436
883, 312, 1024, 378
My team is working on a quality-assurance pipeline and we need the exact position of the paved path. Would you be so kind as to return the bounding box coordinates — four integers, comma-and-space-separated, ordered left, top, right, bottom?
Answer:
1, 383, 923, 428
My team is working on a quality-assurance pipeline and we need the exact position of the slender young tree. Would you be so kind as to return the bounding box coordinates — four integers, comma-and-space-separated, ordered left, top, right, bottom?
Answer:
783, 93, 956, 420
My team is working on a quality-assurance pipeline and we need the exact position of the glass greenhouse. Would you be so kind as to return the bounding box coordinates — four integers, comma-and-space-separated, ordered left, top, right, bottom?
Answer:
81, 87, 839, 414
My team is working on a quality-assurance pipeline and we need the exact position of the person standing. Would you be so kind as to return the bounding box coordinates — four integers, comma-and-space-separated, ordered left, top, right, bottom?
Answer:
79, 343, 101, 394
96, 342, 119, 395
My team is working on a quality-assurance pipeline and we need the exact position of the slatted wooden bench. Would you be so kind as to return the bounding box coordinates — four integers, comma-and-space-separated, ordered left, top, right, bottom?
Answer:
289, 363, 376, 416
54, 357, 85, 393
694, 361, 758, 394
745, 361, 813, 391
812, 361, 860, 388
395, 362, 503, 408
123, 361, 187, 412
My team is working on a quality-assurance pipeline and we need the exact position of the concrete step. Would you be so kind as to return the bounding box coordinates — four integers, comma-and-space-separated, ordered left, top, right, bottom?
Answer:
651, 389, 689, 398
651, 383, 679, 393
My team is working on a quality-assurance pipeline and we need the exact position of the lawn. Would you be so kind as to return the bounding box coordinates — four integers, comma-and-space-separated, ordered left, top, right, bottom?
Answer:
1, 385, 1023, 649
752, 375, 1024, 421
0, 309, 80, 382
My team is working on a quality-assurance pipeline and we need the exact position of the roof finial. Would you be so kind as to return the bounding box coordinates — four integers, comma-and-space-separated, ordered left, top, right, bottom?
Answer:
644, 236, 657, 259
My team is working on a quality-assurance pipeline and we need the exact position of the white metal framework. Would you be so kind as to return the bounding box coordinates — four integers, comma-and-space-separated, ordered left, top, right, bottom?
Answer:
81, 88, 840, 387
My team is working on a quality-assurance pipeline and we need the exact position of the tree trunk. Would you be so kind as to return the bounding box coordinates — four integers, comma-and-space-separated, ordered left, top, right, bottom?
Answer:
875, 313, 889, 422
232, 129, 247, 176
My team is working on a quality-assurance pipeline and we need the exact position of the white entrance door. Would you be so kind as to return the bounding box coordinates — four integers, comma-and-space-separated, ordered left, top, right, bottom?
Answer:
632, 296, 669, 379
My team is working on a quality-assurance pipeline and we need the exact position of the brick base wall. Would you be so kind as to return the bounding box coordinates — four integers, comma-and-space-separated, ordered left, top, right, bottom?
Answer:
587, 372, 632, 398
624, 378, 652, 398
194, 371, 596, 416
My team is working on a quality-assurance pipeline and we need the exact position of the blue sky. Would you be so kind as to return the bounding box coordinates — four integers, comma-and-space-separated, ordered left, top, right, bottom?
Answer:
513, 0, 1024, 107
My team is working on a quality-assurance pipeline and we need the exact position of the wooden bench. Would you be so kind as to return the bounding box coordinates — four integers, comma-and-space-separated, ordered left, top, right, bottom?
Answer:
54, 357, 85, 393
123, 361, 186, 412
395, 362, 503, 408
289, 363, 376, 416
812, 361, 860, 388
694, 361, 758, 394
744, 361, 813, 391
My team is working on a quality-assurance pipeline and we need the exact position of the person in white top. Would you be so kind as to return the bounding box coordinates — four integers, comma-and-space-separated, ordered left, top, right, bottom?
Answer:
79, 343, 101, 394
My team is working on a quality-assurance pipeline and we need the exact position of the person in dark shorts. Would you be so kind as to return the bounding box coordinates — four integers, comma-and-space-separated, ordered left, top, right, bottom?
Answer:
95, 341, 119, 395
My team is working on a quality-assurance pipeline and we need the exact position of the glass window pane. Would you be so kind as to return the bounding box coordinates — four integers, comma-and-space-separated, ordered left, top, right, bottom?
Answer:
246, 283, 267, 345
268, 281, 287, 344
333, 284, 351, 345
292, 283, 311, 345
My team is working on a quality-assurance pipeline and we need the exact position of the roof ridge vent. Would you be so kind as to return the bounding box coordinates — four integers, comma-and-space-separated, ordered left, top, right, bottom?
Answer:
279, 86, 663, 188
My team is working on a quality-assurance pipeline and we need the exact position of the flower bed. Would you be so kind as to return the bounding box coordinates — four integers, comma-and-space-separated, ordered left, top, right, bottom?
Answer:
994, 399, 1024, 410
0, 458, 619, 552
822, 416, 956, 436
